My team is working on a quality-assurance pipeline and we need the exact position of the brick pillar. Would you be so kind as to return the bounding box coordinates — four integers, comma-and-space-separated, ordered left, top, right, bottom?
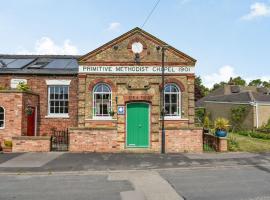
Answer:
78, 74, 86, 127
218, 137, 228, 152
187, 75, 195, 127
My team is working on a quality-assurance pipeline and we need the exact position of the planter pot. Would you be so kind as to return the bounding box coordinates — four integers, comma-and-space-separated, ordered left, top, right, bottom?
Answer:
203, 128, 210, 133
215, 130, 227, 137
2, 147, 12, 153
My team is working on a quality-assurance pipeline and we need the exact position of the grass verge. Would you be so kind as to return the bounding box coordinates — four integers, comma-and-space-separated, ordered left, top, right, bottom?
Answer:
228, 132, 270, 152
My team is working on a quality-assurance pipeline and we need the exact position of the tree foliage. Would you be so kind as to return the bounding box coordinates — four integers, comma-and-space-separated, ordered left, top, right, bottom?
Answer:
195, 76, 209, 101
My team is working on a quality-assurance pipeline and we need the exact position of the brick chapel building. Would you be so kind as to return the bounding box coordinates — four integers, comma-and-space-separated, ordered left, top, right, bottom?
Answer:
0, 28, 202, 153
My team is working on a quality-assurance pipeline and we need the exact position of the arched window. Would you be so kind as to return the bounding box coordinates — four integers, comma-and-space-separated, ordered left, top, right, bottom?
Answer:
93, 83, 112, 117
0, 106, 4, 128
164, 84, 181, 117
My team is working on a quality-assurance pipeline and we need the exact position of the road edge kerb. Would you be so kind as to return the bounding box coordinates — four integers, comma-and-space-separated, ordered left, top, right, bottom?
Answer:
0, 164, 270, 176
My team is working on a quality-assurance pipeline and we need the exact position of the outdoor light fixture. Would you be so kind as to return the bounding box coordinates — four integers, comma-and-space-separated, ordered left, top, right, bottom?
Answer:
134, 53, 140, 63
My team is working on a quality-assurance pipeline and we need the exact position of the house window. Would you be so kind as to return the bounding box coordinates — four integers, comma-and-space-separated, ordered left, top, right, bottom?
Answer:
0, 106, 4, 128
164, 84, 181, 118
48, 86, 69, 116
93, 83, 112, 118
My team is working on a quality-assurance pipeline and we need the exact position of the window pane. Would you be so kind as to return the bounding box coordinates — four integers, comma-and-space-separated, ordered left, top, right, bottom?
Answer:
165, 104, 170, 115
0, 113, 3, 120
94, 85, 103, 92
64, 107, 68, 113
171, 104, 178, 115
171, 94, 177, 103
50, 107, 55, 113
171, 85, 178, 92
103, 104, 109, 115
165, 94, 170, 103
60, 107, 63, 113
55, 107, 59, 113
164, 85, 170, 92
0, 121, 3, 127
102, 85, 110, 93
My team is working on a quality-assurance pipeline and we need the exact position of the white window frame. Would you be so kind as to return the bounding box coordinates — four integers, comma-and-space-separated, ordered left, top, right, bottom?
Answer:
0, 106, 5, 129
45, 80, 71, 118
164, 83, 182, 120
92, 83, 112, 120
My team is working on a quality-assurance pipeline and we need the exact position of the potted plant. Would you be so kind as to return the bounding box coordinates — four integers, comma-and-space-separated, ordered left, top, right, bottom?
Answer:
2, 140, 12, 153
214, 118, 229, 137
109, 110, 115, 117
203, 116, 211, 133
25, 106, 33, 116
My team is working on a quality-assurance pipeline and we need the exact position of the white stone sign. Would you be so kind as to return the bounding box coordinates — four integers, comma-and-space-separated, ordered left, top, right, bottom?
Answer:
79, 65, 195, 74
10, 79, 27, 89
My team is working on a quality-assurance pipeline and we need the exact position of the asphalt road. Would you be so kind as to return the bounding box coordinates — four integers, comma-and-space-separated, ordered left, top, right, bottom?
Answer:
0, 174, 133, 200
1, 166, 270, 200
160, 166, 270, 200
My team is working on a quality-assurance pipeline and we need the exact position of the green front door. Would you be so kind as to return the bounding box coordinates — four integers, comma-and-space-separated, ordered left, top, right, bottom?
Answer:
127, 103, 149, 147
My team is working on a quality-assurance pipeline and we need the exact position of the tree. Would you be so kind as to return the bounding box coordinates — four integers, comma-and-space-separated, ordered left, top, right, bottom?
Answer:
262, 81, 270, 88
228, 76, 246, 86
211, 76, 246, 91
212, 81, 227, 91
195, 76, 209, 101
248, 79, 263, 87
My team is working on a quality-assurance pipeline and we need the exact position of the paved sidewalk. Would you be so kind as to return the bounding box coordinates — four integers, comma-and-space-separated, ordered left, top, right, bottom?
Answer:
0, 152, 269, 173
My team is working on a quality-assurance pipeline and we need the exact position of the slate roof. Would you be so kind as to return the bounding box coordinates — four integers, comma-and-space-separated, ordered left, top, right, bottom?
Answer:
0, 55, 80, 75
196, 85, 270, 107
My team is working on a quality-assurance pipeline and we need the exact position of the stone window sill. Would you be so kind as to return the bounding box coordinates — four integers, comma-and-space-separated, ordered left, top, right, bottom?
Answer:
86, 117, 117, 121
160, 117, 189, 121
45, 114, 69, 119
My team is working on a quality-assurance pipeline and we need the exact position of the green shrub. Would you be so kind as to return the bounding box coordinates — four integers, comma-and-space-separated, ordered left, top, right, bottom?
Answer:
4, 140, 12, 148
195, 108, 205, 125
203, 116, 211, 129
17, 82, 30, 91
228, 135, 239, 151
235, 131, 270, 140
230, 105, 249, 131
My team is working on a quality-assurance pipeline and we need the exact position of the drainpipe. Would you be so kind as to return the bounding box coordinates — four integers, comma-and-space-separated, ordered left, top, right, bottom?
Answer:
255, 102, 259, 128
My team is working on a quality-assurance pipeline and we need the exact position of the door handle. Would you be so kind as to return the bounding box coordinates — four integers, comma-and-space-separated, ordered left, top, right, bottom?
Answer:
138, 124, 142, 128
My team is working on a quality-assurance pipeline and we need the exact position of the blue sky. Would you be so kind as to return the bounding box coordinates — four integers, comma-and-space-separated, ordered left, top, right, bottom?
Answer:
0, 0, 270, 88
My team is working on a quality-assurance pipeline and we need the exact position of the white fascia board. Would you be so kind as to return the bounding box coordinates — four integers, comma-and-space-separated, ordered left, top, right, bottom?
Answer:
204, 101, 251, 105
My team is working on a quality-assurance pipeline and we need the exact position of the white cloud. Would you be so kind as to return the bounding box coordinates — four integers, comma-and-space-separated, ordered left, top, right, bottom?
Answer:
202, 65, 270, 88
17, 37, 79, 55
241, 2, 270, 20
107, 22, 121, 31
202, 65, 237, 88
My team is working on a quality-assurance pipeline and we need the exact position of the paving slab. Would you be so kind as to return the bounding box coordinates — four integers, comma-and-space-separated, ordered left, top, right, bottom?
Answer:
109, 171, 184, 200
0, 153, 23, 164
0, 152, 64, 168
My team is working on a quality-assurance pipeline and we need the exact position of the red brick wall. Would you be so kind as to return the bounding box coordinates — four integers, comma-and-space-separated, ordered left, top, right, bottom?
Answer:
165, 129, 203, 153
0, 92, 39, 145
12, 136, 51, 152
0, 75, 78, 136
0, 92, 23, 141
69, 128, 119, 152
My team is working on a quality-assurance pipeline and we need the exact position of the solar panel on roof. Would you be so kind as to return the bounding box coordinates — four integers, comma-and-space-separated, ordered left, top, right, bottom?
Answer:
65, 59, 78, 69
45, 59, 77, 69
28, 61, 49, 69
6, 59, 35, 68
0, 59, 16, 65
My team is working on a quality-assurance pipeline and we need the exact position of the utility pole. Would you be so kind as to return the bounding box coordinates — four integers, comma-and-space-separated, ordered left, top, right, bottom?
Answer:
161, 46, 166, 154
